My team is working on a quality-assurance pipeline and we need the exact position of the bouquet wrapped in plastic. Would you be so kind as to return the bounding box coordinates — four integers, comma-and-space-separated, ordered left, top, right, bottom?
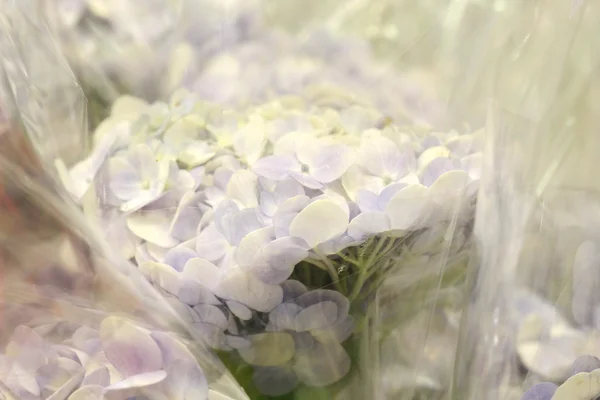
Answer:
7, 0, 493, 399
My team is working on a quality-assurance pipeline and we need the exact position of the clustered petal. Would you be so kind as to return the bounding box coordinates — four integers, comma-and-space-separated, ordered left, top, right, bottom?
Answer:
0, 318, 208, 400
61, 86, 480, 394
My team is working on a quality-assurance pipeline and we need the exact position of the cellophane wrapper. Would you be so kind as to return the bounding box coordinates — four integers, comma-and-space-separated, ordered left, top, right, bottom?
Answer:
452, 0, 600, 399
18, 1, 501, 399
0, 5, 249, 400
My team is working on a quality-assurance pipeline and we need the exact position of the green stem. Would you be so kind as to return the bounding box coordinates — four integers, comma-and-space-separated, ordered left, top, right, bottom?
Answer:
336, 252, 361, 267
307, 254, 344, 293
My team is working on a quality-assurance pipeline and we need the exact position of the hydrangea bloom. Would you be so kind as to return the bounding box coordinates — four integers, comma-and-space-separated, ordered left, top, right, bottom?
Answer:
0, 317, 208, 399
63, 86, 480, 394
521, 355, 600, 400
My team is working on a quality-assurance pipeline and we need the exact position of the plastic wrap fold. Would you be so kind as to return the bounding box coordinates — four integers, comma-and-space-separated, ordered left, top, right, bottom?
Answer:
452, 0, 600, 399
0, 5, 248, 400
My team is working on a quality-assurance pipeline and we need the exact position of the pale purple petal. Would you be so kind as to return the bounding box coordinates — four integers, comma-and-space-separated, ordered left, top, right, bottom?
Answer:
421, 157, 461, 187
355, 189, 379, 213
238, 333, 295, 367
169, 193, 204, 241
68, 385, 104, 400
192, 323, 227, 350
289, 171, 324, 189
289, 199, 349, 248
36, 357, 84, 399
227, 170, 260, 208
308, 144, 353, 183
348, 211, 391, 241
228, 209, 264, 246
264, 236, 309, 263
178, 279, 221, 306
226, 301, 253, 320
162, 360, 208, 400
104, 370, 167, 392
182, 258, 222, 293
108, 157, 143, 201
281, 280, 308, 302
82, 367, 110, 386
294, 290, 350, 325
164, 247, 198, 272
236, 227, 275, 269
100, 317, 163, 377
293, 342, 351, 387
126, 210, 179, 248
311, 315, 355, 344
195, 224, 230, 262
294, 301, 339, 332
217, 266, 283, 312
193, 305, 229, 330
273, 179, 305, 204
359, 133, 403, 178
269, 303, 303, 331
385, 184, 431, 230
377, 183, 409, 210
150, 331, 197, 367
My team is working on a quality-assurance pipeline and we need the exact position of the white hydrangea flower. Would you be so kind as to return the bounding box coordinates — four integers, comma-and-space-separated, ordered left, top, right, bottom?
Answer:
0, 318, 209, 400
65, 87, 481, 393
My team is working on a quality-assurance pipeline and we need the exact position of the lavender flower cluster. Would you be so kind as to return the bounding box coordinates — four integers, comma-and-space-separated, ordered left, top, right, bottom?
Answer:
58, 84, 480, 394
0, 317, 208, 399
522, 355, 600, 400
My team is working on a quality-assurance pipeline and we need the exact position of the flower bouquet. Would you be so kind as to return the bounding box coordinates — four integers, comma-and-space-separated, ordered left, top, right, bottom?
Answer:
58, 81, 481, 398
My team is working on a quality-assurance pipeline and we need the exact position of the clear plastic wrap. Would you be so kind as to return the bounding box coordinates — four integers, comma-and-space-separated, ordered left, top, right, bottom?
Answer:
8, 1, 496, 399
0, 6, 249, 400
452, 1, 600, 399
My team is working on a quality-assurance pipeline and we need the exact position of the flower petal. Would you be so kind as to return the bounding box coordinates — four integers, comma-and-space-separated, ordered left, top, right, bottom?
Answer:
182, 258, 222, 293
342, 165, 384, 201
105, 370, 167, 392
348, 211, 391, 241
226, 301, 253, 321
67, 385, 104, 400
289, 199, 349, 248
289, 171, 324, 189
294, 301, 338, 332
169, 193, 204, 242
108, 157, 142, 201
234, 118, 267, 165
193, 305, 229, 330
178, 279, 221, 306
236, 227, 275, 269
294, 290, 350, 326
308, 144, 353, 183
385, 184, 431, 230
281, 280, 308, 302
195, 224, 230, 262
238, 333, 296, 367
100, 317, 163, 377
162, 360, 208, 400
227, 170, 259, 208
126, 211, 179, 248
269, 303, 303, 331
164, 247, 197, 272
551, 370, 600, 400
293, 342, 350, 387
139, 262, 181, 295
217, 267, 283, 312
253, 156, 299, 180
